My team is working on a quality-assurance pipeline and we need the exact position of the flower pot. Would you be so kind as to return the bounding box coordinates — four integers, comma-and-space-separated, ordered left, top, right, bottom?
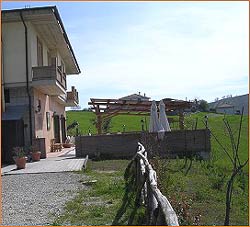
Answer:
15, 157, 26, 169
32, 151, 41, 161
63, 143, 72, 148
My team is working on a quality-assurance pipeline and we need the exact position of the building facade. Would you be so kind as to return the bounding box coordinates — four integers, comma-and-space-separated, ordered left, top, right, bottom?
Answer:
1, 6, 81, 163
208, 94, 249, 115
119, 92, 150, 102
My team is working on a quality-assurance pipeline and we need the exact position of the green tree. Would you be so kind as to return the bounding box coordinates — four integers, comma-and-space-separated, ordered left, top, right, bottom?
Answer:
199, 99, 209, 112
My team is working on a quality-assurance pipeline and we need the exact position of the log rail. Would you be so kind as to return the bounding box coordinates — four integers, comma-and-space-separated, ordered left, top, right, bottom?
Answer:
132, 142, 179, 225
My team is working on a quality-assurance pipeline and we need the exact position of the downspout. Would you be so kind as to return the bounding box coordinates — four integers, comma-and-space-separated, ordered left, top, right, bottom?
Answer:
1, 38, 5, 112
20, 12, 33, 145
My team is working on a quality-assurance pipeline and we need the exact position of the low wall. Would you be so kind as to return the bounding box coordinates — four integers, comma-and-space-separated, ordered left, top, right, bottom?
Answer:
76, 133, 141, 159
76, 129, 210, 160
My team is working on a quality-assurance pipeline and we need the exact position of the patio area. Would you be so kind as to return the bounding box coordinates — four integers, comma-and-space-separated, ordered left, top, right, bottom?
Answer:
1, 147, 87, 175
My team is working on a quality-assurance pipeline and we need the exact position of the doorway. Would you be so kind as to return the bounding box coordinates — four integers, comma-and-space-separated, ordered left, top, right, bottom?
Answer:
61, 116, 66, 143
53, 115, 60, 143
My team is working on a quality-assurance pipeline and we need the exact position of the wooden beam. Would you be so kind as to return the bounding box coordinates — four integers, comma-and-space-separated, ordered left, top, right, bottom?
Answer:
89, 97, 192, 134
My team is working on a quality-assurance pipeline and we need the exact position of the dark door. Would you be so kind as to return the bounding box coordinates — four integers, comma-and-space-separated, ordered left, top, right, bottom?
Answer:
61, 116, 66, 143
2, 120, 25, 164
53, 115, 61, 143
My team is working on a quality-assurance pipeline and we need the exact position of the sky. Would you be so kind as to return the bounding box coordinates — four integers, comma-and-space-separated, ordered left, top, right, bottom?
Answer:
2, 1, 249, 108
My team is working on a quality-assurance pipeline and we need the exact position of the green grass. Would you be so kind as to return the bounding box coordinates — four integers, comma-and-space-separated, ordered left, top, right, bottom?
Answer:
156, 158, 249, 225
67, 111, 248, 167
53, 159, 248, 225
184, 112, 248, 169
52, 160, 129, 226
63, 111, 249, 225
66, 111, 181, 135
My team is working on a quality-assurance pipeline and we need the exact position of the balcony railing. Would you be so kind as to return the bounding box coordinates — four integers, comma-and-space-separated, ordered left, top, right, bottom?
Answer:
67, 86, 79, 105
32, 66, 66, 90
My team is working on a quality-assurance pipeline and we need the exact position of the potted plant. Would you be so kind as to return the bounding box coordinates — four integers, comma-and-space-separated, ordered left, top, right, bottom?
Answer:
12, 147, 27, 169
62, 136, 73, 148
29, 146, 41, 162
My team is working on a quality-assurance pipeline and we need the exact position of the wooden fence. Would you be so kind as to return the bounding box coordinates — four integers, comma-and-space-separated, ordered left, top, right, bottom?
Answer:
113, 142, 179, 225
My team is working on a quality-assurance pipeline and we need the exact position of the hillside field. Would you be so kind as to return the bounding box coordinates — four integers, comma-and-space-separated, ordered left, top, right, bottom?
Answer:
62, 110, 248, 225
66, 110, 248, 168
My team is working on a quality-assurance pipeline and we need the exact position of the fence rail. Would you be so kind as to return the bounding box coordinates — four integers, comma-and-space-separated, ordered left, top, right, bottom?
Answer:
136, 142, 179, 225
113, 142, 179, 225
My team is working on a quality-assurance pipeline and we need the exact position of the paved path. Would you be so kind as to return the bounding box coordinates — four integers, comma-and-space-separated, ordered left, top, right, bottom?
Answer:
1, 148, 87, 175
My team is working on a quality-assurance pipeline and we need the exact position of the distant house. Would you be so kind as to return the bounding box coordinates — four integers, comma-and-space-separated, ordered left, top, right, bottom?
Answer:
1, 6, 81, 163
216, 104, 235, 115
119, 92, 150, 102
208, 94, 249, 115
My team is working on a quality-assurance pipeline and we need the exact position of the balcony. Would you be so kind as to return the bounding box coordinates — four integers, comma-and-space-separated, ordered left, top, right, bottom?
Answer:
32, 66, 67, 95
66, 86, 79, 106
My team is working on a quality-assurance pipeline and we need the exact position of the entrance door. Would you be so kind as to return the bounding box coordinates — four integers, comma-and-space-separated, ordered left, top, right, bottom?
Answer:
61, 116, 66, 143
2, 120, 24, 164
53, 115, 60, 143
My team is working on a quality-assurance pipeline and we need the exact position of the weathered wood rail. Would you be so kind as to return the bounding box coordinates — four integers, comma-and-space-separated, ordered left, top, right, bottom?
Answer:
113, 142, 179, 225
135, 142, 179, 225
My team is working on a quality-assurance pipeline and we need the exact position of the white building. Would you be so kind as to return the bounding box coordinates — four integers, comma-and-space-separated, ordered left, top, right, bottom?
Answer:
1, 6, 81, 163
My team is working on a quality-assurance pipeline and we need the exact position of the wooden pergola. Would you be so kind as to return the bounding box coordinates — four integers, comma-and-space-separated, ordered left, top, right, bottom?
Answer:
88, 98, 192, 134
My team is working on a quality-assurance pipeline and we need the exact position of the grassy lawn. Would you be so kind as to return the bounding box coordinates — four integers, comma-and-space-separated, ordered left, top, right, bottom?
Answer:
67, 110, 248, 166
156, 158, 248, 225
53, 159, 248, 225
52, 160, 129, 225
62, 111, 248, 225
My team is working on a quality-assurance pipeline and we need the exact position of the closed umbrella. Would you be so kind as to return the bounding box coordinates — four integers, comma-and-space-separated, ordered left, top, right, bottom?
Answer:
159, 100, 171, 132
149, 100, 164, 133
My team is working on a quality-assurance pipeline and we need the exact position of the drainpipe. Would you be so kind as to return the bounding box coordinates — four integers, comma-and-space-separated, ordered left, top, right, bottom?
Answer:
1, 38, 5, 112
20, 12, 33, 145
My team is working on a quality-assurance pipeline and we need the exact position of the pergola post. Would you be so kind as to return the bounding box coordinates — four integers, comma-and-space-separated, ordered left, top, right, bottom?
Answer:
97, 115, 102, 134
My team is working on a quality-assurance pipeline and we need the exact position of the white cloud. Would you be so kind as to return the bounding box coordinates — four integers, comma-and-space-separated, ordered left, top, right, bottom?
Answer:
66, 2, 249, 107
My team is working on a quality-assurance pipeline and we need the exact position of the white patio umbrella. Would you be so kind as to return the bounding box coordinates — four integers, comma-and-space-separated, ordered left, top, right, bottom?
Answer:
149, 100, 164, 133
159, 100, 171, 132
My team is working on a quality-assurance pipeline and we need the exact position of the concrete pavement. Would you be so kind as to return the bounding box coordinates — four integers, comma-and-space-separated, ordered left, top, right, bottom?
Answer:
1, 147, 87, 175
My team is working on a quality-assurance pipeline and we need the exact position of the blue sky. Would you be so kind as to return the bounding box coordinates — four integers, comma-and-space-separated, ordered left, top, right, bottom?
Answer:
2, 1, 249, 108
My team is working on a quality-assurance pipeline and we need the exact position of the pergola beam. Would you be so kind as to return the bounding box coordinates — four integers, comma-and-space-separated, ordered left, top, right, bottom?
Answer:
88, 98, 192, 134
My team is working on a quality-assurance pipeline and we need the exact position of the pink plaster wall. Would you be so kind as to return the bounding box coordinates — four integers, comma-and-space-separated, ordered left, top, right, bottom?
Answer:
33, 88, 65, 153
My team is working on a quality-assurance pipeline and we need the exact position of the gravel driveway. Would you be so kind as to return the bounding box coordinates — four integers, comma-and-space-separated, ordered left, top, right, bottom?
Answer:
2, 172, 88, 225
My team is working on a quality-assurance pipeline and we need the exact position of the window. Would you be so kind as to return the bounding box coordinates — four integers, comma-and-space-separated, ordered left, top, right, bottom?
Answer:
37, 37, 43, 66
4, 89, 10, 103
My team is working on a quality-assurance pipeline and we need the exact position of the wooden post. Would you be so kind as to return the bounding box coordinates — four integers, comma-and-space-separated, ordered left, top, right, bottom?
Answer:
179, 109, 184, 130
97, 114, 102, 134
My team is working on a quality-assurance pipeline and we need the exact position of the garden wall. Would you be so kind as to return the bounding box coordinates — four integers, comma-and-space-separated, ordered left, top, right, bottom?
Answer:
75, 129, 210, 160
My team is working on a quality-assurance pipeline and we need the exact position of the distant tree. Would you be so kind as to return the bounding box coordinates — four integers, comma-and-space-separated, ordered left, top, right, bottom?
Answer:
214, 97, 219, 102
199, 100, 209, 112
